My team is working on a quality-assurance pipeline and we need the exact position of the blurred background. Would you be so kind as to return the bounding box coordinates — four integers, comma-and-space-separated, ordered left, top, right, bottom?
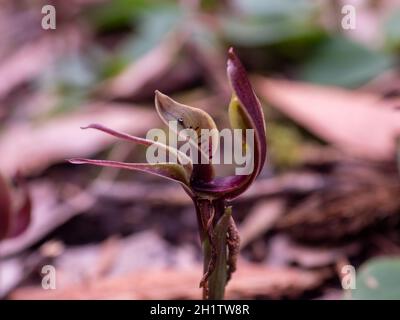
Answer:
1, 0, 400, 299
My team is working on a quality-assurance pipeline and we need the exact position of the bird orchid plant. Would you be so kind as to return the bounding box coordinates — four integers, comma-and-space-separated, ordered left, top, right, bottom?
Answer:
69, 48, 267, 299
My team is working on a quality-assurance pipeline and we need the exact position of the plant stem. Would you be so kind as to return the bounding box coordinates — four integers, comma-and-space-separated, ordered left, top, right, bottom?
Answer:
207, 234, 228, 299
202, 206, 231, 300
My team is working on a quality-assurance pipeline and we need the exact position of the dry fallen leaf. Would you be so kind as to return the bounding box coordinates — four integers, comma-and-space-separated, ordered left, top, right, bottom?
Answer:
239, 199, 285, 248
0, 27, 82, 99
267, 235, 360, 268
0, 103, 157, 177
102, 31, 184, 99
92, 171, 325, 205
256, 77, 400, 160
276, 168, 400, 242
9, 261, 327, 300
0, 180, 94, 258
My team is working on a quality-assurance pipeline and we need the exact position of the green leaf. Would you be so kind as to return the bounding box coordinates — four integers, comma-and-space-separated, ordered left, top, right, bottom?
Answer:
300, 36, 394, 87
119, 5, 182, 61
231, 0, 314, 17
220, 0, 320, 46
221, 16, 320, 47
384, 9, 400, 50
87, 0, 156, 32
351, 258, 400, 300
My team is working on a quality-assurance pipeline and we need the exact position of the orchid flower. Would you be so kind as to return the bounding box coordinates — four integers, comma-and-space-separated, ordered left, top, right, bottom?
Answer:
69, 48, 267, 299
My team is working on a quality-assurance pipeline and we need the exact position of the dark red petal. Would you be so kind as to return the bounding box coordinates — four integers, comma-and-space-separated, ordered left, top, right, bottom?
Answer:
191, 175, 249, 200
0, 174, 12, 240
80, 123, 193, 175
7, 176, 32, 238
192, 48, 267, 200
81, 124, 152, 146
227, 47, 267, 172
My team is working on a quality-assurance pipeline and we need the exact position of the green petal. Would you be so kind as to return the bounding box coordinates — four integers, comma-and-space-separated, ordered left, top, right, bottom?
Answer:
229, 95, 252, 133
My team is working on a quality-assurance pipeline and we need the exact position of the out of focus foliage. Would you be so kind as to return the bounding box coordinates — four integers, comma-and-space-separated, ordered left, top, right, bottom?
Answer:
352, 258, 400, 300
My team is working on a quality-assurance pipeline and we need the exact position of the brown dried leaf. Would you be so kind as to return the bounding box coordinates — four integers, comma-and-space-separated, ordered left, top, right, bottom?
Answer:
267, 235, 360, 268
103, 32, 184, 99
0, 181, 93, 257
277, 170, 400, 242
9, 261, 327, 300
257, 77, 400, 160
239, 199, 285, 248
0, 103, 157, 176
0, 27, 82, 99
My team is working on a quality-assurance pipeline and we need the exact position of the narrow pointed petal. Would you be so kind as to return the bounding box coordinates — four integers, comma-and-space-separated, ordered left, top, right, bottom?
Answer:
81, 123, 193, 175
81, 123, 152, 146
68, 158, 191, 186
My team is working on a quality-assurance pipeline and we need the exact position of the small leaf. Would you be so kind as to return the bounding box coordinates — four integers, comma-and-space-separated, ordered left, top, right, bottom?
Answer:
300, 36, 393, 87
68, 158, 191, 187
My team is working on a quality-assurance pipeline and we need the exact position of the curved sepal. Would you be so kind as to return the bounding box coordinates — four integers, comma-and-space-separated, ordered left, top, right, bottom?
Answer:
68, 158, 191, 187
192, 48, 267, 200
81, 123, 193, 175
